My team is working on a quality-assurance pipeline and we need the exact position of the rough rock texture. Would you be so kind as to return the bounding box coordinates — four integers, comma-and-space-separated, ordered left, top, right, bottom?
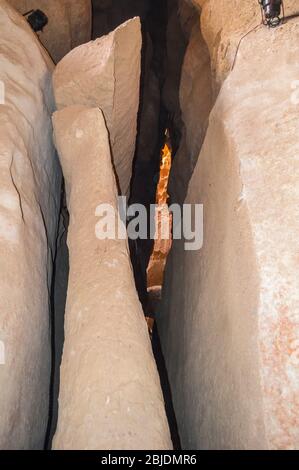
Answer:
53, 18, 141, 195
159, 1, 299, 450
8, 0, 92, 63
90, 0, 168, 210
52, 106, 172, 450
129, 0, 168, 213
179, 23, 211, 160
191, 0, 299, 93
169, 7, 212, 203
0, 0, 60, 449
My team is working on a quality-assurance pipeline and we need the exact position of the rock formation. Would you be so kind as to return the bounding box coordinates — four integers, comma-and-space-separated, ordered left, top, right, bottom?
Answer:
8, 0, 92, 63
158, 0, 299, 450
52, 106, 172, 450
169, 1, 213, 204
0, 0, 61, 449
162, 0, 188, 146
0, 0, 298, 452
130, 33, 161, 208
53, 18, 142, 196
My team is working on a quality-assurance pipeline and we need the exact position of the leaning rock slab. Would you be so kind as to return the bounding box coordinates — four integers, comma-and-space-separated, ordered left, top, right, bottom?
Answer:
0, 0, 60, 449
53, 18, 142, 195
52, 106, 172, 450
8, 0, 92, 63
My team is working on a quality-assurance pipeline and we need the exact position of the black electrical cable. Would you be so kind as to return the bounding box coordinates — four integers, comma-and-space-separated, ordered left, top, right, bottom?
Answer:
231, 23, 262, 71
23, 9, 34, 17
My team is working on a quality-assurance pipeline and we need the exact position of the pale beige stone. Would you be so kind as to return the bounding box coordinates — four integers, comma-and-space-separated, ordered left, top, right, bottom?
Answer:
191, 0, 299, 92
52, 106, 172, 450
53, 18, 142, 196
8, 0, 92, 63
0, 0, 61, 449
159, 1, 299, 450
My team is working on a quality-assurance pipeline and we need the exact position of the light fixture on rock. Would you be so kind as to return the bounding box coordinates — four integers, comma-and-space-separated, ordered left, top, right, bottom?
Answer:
259, 0, 285, 27
23, 9, 48, 33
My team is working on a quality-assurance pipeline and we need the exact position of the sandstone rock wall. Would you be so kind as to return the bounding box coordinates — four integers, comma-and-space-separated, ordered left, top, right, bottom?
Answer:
0, 0, 61, 449
192, 0, 299, 93
130, 33, 161, 207
159, 0, 299, 449
8, 0, 92, 63
169, 3, 212, 204
52, 106, 172, 450
53, 18, 141, 196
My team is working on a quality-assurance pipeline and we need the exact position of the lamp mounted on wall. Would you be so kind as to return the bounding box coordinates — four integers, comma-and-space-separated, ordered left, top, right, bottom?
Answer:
259, 0, 285, 27
23, 9, 48, 33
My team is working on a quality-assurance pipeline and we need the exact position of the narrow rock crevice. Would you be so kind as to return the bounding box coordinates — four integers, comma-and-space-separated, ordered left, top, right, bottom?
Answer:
1, 0, 298, 452
47, 0, 201, 449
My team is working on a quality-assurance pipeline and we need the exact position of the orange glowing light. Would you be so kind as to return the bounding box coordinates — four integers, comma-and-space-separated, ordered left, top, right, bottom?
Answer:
147, 131, 173, 290
156, 142, 172, 205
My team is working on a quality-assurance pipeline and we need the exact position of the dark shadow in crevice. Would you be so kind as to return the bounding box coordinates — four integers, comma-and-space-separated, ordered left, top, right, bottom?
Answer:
44, 182, 69, 449
152, 324, 181, 450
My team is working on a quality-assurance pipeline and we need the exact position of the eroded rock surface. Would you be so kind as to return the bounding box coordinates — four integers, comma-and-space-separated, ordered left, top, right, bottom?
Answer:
52, 106, 172, 450
169, 5, 212, 204
191, 0, 299, 92
8, 0, 92, 63
53, 18, 142, 195
159, 1, 299, 450
0, 0, 60, 449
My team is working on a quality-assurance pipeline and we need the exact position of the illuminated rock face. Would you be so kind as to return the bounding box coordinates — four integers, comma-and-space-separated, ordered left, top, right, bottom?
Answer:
0, 0, 60, 449
8, 0, 92, 63
52, 106, 172, 450
53, 18, 142, 196
147, 143, 173, 290
159, 0, 299, 450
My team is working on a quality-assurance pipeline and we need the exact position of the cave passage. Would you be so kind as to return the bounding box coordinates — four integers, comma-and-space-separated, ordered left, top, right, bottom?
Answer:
1, 0, 297, 452
45, 0, 188, 450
